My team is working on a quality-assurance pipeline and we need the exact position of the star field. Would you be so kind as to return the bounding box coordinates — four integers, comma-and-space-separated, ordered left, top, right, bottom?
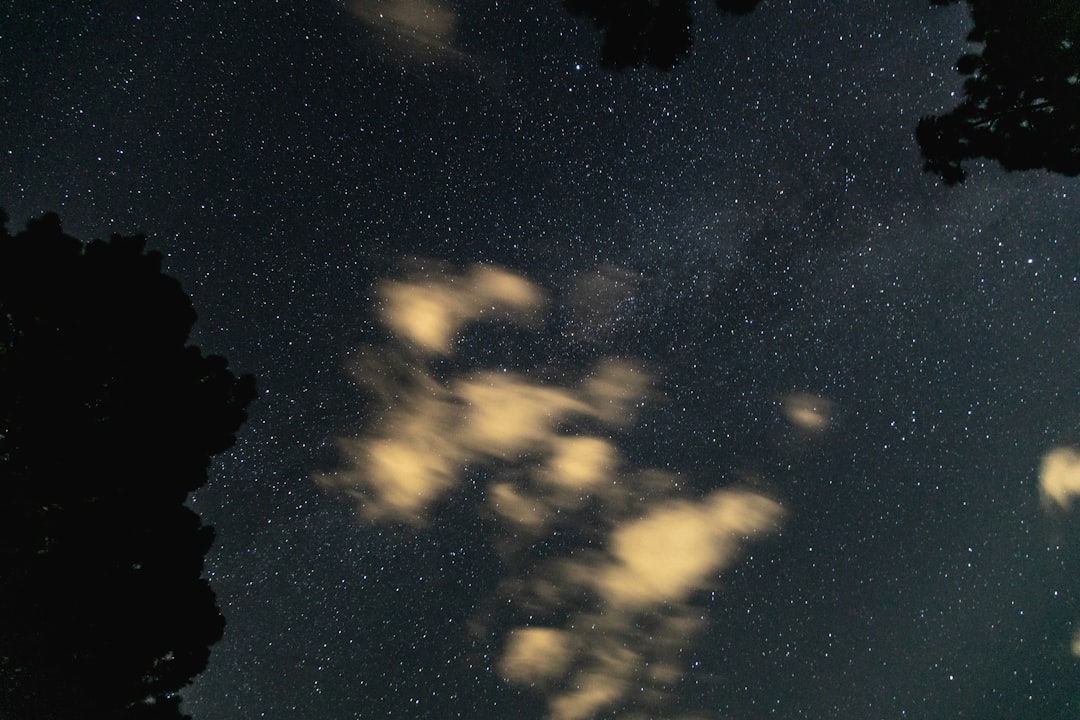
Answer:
3, 0, 1080, 718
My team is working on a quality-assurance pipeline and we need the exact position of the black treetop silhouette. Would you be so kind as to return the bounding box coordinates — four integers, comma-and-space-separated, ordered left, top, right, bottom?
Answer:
0, 211, 256, 719
918, 0, 1080, 183
564, 0, 762, 69
566, 0, 1080, 184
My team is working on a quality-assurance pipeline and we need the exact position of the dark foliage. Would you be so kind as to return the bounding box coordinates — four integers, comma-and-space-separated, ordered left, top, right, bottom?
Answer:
565, 0, 1079, 183
716, 0, 764, 15
919, 0, 1080, 183
564, 0, 693, 69
0, 211, 256, 719
565, 0, 764, 69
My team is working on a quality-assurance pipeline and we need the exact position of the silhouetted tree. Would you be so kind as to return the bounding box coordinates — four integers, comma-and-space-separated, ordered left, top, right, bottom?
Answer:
919, 0, 1080, 183
565, 0, 763, 69
0, 211, 256, 719
565, 0, 1080, 183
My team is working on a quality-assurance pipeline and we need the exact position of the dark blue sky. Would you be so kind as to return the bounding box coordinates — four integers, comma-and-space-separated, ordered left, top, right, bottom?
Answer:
4, 1, 1080, 718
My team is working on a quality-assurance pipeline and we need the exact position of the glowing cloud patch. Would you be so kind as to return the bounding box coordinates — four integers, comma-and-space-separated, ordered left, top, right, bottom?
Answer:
318, 262, 792, 719
376, 265, 546, 355
345, 0, 466, 64
498, 627, 576, 686
1039, 446, 1080, 512
596, 490, 785, 610
455, 373, 590, 459
780, 391, 833, 432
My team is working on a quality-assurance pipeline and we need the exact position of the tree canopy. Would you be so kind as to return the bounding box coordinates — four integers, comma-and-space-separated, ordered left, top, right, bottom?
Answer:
918, 0, 1080, 183
565, 0, 762, 69
0, 211, 256, 719
565, 0, 1080, 184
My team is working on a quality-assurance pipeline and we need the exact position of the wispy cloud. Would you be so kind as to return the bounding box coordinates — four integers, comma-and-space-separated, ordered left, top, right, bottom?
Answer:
345, 0, 469, 64
780, 391, 833, 433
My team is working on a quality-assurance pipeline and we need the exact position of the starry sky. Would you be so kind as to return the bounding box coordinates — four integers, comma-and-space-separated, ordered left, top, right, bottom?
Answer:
4, 1, 1080, 718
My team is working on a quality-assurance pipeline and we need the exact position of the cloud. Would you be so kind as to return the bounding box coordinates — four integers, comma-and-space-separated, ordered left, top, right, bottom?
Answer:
1039, 446, 1080, 512
318, 262, 789, 718
549, 658, 632, 720
780, 391, 833, 433
498, 627, 577, 686
595, 489, 785, 610
495, 486, 783, 719
378, 264, 546, 355
345, 0, 468, 64
582, 359, 653, 427
455, 373, 591, 458
1038, 447, 1080, 659
492, 487, 786, 716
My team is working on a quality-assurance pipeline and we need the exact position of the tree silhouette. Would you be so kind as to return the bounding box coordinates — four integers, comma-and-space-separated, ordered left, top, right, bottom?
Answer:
565, 0, 1080, 183
565, 0, 762, 69
0, 211, 256, 719
918, 0, 1080, 183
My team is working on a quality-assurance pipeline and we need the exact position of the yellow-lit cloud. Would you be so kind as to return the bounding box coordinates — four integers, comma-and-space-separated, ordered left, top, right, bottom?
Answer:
1039, 446, 1080, 512
455, 373, 590, 458
581, 359, 653, 427
319, 262, 792, 719
541, 436, 616, 493
780, 391, 833, 433
496, 486, 783, 719
378, 265, 546, 355
596, 489, 785, 610
345, 0, 466, 64
1039, 447, 1080, 663
550, 661, 632, 720
498, 627, 576, 686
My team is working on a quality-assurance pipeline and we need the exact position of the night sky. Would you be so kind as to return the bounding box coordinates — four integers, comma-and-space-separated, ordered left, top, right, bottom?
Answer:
4, 1, 1080, 718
